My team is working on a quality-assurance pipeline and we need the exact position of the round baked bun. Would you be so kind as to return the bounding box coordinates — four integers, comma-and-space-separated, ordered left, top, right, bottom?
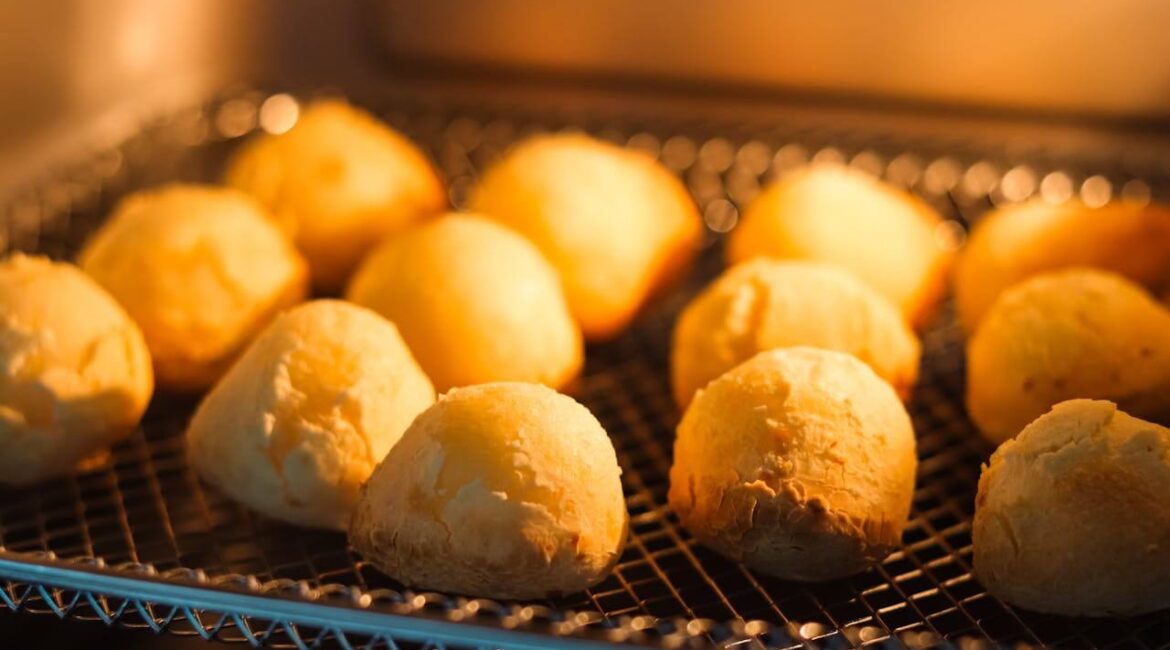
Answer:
349, 382, 627, 599
227, 100, 446, 290
671, 259, 919, 408
346, 213, 582, 392
966, 268, 1170, 444
956, 199, 1170, 332
80, 184, 308, 391
0, 255, 153, 485
669, 347, 917, 581
186, 300, 435, 530
469, 133, 702, 341
974, 399, 1170, 616
728, 165, 951, 328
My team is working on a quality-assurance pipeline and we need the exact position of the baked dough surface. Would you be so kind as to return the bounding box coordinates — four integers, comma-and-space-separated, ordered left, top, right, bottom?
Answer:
227, 100, 446, 290
974, 399, 1170, 616
347, 213, 582, 392
469, 133, 701, 341
956, 199, 1170, 332
966, 268, 1170, 444
80, 184, 308, 391
186, 300, 434, 530
671, 259, 919, 408
350, 382, 627, 599
669, 347, 916, 581
0, 255, 153, 485
729, 165, 951, 328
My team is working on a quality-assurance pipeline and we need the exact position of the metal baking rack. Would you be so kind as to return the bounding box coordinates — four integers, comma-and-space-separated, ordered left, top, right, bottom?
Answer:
0, 88, 1168, 649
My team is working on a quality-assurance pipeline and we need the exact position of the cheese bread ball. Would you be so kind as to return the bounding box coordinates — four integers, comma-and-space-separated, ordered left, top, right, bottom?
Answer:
186, 300, 435, 530
80, 184, 308, 391
346, 213, 582, 392
227, 100, 446, 289
966, 268, 1170, 444
0, 255, 153, 485
669, 347, 917, 581
468, 133, 702, 341
956, 199, 1170, 332
671, 259, 919, 407
974, 399, 1170, 616
728, 165, 951, 328
350, 382, 627, 599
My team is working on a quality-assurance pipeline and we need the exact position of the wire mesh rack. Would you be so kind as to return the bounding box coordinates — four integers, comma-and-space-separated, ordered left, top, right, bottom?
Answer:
1, 88, 1169, 650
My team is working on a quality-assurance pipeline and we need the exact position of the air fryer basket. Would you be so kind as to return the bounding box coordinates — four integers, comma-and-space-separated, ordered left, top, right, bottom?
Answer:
0, 88, 1168, 650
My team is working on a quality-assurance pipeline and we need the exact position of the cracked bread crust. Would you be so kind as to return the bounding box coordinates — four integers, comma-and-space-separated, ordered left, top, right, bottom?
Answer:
668, 347, 916, 581
966, 268, 1170, 444
349, 382, 627, 600
186, 300, 435, 530
0, 255, 153, 485
671, 259, 919, 408
973, 399, 1170, 616
80, 184, 308, 391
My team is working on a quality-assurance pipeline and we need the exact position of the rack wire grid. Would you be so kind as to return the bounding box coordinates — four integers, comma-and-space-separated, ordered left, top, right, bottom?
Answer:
0, 88, 1169, 650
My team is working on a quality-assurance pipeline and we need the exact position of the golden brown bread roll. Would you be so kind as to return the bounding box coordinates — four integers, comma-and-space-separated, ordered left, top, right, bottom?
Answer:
671, 259, 919, 407
346, 213, 582, 392
669, 347, 917, 581
349, 382, 627, 599
966, 268, 1170, 444
227, 100, 447, 290
468, 133, 702, 341
0, 255, 153, 485
956, 199, 1170, 332
974, 399, 1170, 617
80, 184, 308, 391
186, 300, 435, 530
728, 165, 951, 328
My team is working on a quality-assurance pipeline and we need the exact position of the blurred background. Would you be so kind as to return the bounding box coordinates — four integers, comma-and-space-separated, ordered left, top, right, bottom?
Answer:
3, 0, 1170, 197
